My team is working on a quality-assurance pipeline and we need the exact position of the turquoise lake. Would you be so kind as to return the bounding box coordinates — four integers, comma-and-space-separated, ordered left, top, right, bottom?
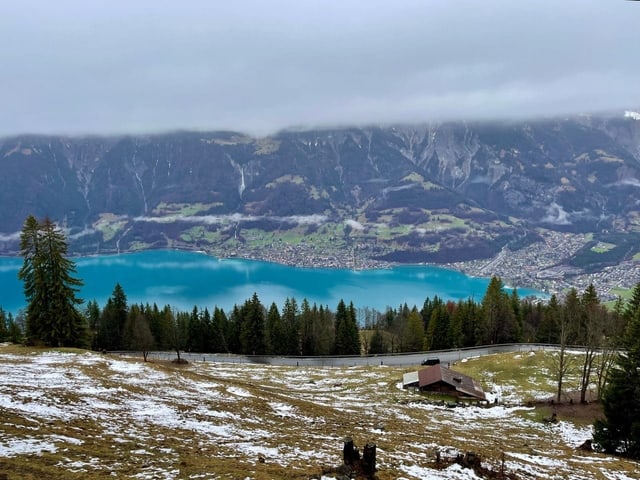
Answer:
0, 250, 543, 315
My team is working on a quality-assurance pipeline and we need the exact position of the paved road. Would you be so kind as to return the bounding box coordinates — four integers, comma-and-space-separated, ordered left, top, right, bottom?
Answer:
115, 343, 565, 367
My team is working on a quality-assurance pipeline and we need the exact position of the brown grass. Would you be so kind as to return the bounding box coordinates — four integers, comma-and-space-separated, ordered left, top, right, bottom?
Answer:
0, 345, 638, 480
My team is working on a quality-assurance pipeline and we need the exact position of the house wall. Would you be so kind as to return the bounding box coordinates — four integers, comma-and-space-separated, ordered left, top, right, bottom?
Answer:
419, 381, 458, 396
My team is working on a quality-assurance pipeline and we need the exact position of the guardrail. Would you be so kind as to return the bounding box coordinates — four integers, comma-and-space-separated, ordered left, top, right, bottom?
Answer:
112, 343, 583, 367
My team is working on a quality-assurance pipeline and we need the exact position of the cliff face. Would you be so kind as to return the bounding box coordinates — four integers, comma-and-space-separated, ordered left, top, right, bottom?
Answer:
1, 113, 639, 264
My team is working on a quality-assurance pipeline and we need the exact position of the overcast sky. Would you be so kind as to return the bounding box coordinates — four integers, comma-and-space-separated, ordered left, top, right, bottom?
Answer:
1, 0, 638, 137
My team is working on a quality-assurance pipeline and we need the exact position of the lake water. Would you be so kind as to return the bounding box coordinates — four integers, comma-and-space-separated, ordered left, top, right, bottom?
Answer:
0, 249, 543, 315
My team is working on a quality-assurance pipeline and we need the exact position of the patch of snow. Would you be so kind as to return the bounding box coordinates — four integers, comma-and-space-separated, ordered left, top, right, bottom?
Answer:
554, 421, 593, 447
400, 462, 484, 479
624, 110, 640, 121
507, 451, 567, 467
0, 437, 57, 457
270, 402, 296, 417
598, 468, 639, 479
227, 386, 253, 397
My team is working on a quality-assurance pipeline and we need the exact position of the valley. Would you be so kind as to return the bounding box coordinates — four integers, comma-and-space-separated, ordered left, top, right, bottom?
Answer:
1, 114, 640, 300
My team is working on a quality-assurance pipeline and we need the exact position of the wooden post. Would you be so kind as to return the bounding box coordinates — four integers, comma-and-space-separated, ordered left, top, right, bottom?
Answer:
343, 437, 360, 465
343, 437, 355, 465
362, 443, 376, 474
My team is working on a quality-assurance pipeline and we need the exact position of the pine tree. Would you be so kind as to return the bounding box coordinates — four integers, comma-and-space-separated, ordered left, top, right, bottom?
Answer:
266, 302, 285, 354
6, 313, 23, 344
314, 304, 335, 356
478, 276, 517, 345
299, 299, 316, 356
239, 293, 266, 355
211, 307, 229, 353
97, 283, 128, 350
18, 215, 85, 347
0, 307, 8, 341
282, 297, 300, 355
334, 300, 360, 355
624, 282, 640, 322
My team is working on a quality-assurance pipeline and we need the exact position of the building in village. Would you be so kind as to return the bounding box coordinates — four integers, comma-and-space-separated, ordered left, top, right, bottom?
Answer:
402, 365, 486, 401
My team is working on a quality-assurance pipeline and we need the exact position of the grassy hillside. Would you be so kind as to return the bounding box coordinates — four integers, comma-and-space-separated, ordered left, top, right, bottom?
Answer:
1, 345, 638, 479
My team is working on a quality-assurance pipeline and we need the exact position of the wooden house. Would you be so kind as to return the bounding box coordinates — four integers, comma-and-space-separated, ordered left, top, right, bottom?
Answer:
403, 365, 486, 401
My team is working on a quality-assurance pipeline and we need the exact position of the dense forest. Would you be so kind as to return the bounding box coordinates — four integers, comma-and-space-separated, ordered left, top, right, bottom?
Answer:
2, 275, 638, 359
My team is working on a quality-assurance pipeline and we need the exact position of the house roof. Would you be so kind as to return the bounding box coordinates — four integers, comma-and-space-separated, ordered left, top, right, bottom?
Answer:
417, 365, 486, 400
402, 371, 419, 387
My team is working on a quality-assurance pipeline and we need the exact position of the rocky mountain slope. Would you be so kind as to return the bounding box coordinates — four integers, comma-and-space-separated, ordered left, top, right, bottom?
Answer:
1, 112, 639, 276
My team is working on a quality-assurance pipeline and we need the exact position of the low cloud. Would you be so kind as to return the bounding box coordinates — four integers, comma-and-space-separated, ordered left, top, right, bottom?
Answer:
0, 1, 638, 137
344, 219, 365, 231
541, 203, 571, 225
0, 232, 20, 242
133, 214, 327, 226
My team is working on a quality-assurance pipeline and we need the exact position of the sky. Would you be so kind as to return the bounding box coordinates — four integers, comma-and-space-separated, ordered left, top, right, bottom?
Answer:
0, 0, 639, 137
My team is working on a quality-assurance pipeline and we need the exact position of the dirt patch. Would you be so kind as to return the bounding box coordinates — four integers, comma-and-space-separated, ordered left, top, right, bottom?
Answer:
535, 390, 604, 424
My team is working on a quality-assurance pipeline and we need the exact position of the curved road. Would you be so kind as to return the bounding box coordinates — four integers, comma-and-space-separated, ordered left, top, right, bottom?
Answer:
117, 343, 566, 367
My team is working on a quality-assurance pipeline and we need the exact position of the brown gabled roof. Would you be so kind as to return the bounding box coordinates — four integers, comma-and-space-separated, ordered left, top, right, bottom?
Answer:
417, 365, 486, 400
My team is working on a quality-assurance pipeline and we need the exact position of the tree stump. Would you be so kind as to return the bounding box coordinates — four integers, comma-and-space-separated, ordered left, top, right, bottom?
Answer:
343, 437, 360, 465
362, 443, 377, 474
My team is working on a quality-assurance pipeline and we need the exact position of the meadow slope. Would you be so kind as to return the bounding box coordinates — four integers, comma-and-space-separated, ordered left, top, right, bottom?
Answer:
1, 345, 638, 479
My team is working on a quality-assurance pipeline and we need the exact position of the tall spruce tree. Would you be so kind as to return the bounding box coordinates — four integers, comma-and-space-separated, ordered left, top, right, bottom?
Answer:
0, 307, 8, 341
18, 215, 85, 347
97, 283, 128, 350
334, 300, 360, 355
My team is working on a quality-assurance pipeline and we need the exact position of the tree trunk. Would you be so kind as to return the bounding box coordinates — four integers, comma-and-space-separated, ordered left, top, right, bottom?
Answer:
556, 345, 566, 403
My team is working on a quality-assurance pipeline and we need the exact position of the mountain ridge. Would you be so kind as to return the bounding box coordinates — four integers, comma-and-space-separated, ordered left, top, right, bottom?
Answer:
1, 112, 639, 296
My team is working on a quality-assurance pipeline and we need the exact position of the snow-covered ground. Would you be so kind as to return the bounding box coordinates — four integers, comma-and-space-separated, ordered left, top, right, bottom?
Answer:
1, 347, 638, 479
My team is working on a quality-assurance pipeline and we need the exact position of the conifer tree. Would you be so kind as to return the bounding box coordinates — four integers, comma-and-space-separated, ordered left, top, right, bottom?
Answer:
314, 304, 335, 356
299, 299, 316, 356
97, 283, 128, 350
239, 293, 265, 355
479, 276, 517, 345
0, 307, 8, 341
6, 312, 23, 344
266, 302, 285, 355
282, 297, 300, 355
18, 215, 85, 347
624, 282, 640, 322
211, 307, 229, 353
334, 300, 360, 355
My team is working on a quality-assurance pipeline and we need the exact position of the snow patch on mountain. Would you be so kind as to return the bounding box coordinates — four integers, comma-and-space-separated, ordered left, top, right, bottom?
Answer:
624, 111, 640, 121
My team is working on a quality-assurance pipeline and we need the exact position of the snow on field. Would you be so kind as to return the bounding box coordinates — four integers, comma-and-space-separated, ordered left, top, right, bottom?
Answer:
0, 437, 57, 457
1, 347, 639, 479
400, 463, 484, 479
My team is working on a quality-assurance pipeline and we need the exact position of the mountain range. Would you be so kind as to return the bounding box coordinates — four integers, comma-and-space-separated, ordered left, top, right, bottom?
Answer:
1, 111, 639, 278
